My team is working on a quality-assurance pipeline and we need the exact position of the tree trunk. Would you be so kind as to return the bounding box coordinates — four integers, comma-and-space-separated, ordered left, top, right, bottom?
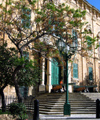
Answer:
0, 88, 6, 112
14, 80, 23, 103
12, 66, 23, 103
37, 53, 41, 93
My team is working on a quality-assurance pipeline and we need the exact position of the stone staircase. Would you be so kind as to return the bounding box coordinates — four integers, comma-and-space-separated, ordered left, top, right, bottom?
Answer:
34, 92, 96, 115
4, 92, 96, 115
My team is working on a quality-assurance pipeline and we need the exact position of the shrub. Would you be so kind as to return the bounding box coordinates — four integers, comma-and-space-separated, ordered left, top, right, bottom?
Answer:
9, 103, 28, 120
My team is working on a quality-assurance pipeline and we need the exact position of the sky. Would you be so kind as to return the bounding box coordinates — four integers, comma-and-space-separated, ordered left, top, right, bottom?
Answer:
86, 0, 100, 11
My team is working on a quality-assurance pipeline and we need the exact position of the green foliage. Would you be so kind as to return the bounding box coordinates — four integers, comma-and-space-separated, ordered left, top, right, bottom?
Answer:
0, 110, 10, 114
16, 59, 41, 87
30, 0, 38, 5
0, 0, 90, 53
9, 103, 28, 120
0, 43, 18, 87
85, 36, 96, 46
0, 0, 97, 69
0, 43, 40, 88
82, 36, 98, 51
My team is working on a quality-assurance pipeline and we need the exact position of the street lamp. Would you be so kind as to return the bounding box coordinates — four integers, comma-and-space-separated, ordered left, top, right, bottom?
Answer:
57, 33, 77, 115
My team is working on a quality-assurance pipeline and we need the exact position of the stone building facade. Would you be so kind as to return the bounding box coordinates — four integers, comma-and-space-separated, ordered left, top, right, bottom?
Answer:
40, 0, 100, 93
67, 0, 100, 92
1, 0, 100, 97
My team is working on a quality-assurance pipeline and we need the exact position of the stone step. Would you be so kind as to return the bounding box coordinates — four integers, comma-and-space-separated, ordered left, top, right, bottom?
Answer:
23, 93, 97, 115
39, 97, 92, 100
39, 108, 96, 111
39, 100, 95, 103
39, 108, 95, 111
39, 95, 90, 98
39, 105, 96, 108
39, 111, 63, 115
39, 103, 95, 106
81, 93, 100, 101
27, 104, 95, 108
39, 111, 96, 115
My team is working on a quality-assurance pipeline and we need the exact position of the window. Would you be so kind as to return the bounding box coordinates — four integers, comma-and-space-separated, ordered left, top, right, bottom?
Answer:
22, 7, 31, 28
89, 67, 93, 80
72, 29, 77, 41
87, 39, 91, 47
23, 51, 29, 60
86, 36, 92, 50
73, 63, 78, 78
72, 29, 78, 49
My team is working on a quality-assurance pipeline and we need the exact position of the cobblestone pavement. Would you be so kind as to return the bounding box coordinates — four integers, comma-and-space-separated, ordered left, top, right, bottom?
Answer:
2, 112, 97, 120
27, 113, 100, 120
39, 114, 97, 120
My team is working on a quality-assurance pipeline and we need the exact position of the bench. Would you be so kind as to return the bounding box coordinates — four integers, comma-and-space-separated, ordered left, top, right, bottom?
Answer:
51, 85, 64, 92
74, 87, 85, 92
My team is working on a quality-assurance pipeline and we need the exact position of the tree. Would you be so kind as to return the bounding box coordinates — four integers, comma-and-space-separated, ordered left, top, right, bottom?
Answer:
0, 43, 17, 112
0, 0, 97, 103
0, 43, 40, 111
0, 0, 96, 53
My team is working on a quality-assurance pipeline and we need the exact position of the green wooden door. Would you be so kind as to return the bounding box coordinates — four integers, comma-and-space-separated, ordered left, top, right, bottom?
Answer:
51, 58, 59, 85
89, 67, 93, 80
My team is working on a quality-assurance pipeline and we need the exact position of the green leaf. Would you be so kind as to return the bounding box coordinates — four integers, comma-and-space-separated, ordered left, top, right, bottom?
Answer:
35, 17, 41, 23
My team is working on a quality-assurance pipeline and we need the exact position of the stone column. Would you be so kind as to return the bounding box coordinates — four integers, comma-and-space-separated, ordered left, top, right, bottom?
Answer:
39, 57, 45, 92
68, 63, 73, 93
41, 58, 45, 85
46, 58, 52, 93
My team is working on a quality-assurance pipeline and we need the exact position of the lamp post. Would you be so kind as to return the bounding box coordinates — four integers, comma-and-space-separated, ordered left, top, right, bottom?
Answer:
57, 34, 77, 115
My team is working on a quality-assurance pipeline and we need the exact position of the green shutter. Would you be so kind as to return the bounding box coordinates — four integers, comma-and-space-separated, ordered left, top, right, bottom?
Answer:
89, 67, 93, 80
51, 58, 59, 85
23, 51, 29, 60
19, 86, 28, 98
87, 39, 91, 47
19, 86, 25, 97
72, 29, 78, 46
73, 63, 78, 78
86, 36, 92, 51
22, 8, 31, 28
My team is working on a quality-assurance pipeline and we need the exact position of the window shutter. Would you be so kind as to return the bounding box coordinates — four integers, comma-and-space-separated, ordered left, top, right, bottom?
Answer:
87, 39, 91, 47
72, 29, 78, 46
23, 52, 29, 60
86, 36, 92, 51
73, 63, 78, 78
89, 67, 93, 80
22, 8, 31, 28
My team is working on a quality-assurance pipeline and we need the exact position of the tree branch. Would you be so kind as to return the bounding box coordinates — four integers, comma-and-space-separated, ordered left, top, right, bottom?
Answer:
21, 32, 47, 50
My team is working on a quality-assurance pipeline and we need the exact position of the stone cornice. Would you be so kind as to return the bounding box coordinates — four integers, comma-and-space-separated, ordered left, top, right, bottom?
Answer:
83, 0, 100, 14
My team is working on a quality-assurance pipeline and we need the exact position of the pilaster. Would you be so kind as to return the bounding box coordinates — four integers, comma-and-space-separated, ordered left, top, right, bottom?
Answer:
46, 58, 52, 93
